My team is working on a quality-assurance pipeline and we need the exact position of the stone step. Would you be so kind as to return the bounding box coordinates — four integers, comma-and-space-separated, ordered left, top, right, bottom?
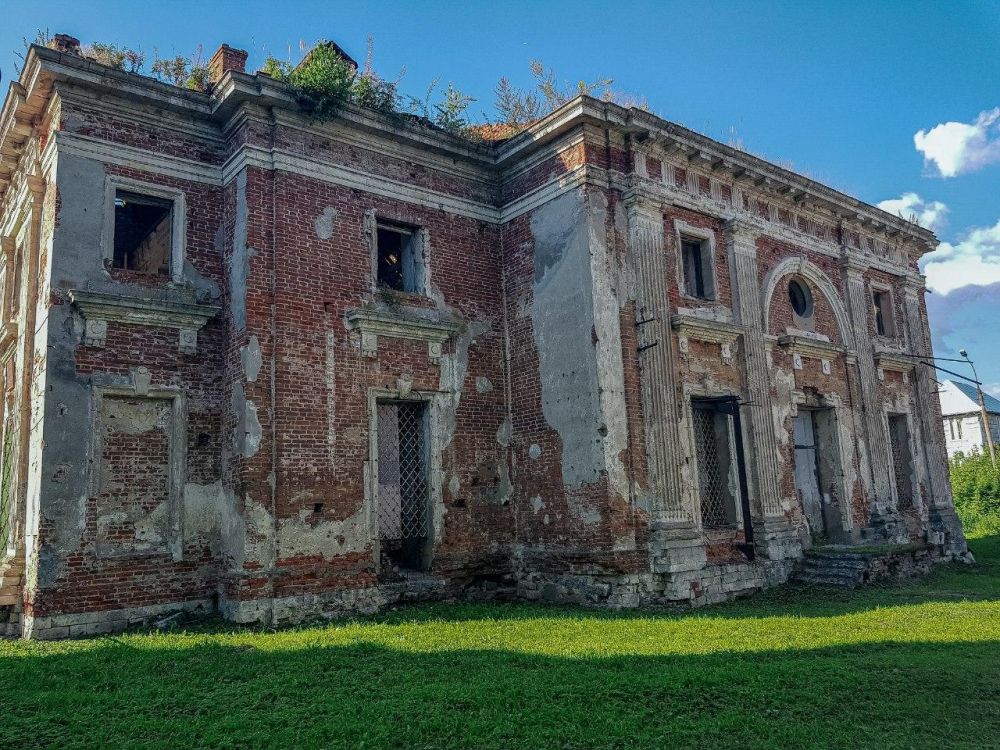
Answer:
800, 558, 869, 572
0, 594, 19, 606
805, 551, 869, 562
795, 572, 862, 587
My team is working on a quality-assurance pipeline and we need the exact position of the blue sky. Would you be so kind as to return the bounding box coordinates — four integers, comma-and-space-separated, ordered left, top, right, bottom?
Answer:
3, 0, 999, 392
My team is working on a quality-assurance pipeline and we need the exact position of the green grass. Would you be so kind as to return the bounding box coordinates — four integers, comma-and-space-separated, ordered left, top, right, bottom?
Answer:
3, 537, 1000, 749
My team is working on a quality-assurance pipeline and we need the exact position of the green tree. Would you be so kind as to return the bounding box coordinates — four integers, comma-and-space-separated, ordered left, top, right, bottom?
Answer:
950, 450, 1000, 537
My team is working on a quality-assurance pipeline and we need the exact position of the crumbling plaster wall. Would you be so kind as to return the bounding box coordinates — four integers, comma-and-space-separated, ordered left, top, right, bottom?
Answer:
220, 118, 512, 620
503, 181, 642, 579
28, 134, 225, 626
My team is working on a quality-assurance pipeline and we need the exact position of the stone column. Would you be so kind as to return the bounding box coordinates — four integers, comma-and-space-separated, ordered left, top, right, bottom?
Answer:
902, 276, 969, 558
726, 220, 799, 559
627, 201, 705, 574
842, 257, 901, 539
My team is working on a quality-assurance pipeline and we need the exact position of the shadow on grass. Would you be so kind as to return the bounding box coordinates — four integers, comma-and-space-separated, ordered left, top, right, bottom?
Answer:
1, 637, 998, 749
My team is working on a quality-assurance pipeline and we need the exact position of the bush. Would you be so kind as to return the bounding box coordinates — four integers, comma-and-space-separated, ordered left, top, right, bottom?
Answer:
288, 42, 356, 118
950, 450, 1000, 538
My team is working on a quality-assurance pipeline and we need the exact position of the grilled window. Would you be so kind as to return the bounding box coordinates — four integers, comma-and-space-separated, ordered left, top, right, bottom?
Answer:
887, 413, 913, 508
377, 401, 430, 572
691, 399, 740, 528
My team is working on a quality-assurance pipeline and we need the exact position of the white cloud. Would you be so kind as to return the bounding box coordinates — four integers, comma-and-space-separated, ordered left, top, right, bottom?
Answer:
922, 218, 1000, 294
985, 383, 1000, 400
914, 107, 1000, 178
876, 193, 949, 232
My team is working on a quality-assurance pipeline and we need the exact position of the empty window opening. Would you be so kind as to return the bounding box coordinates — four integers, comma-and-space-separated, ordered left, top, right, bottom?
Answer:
872, 290, 895, 337
681, 237, 713, 300
113, 191, 173, 275
377, 401, 430, 573
377, 223, 419, 293
888, 413, 914, 508
691, 399, 741, 528
788, 278, 813, 318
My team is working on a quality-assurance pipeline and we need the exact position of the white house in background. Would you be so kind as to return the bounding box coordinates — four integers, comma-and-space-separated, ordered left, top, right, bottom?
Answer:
938, 379, 1000, 459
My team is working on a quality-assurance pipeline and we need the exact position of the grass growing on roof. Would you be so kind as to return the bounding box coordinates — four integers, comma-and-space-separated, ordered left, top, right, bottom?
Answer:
2, 535, 999, 749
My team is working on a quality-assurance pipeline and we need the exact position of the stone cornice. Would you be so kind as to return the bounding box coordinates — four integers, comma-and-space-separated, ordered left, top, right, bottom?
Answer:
623, 106, 937, 251
344, 308, 462, 365
875, 352, 916, 374
70, 289, 220, 353
70, 289, 219, 328
0, 47, 943, 266
670, 313, 741, 345
777, 333, 847, 360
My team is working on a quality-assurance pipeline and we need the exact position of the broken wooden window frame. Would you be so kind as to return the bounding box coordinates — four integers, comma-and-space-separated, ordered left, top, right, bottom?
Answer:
870, 282, 897, 339
101, 175, 186, 283
673, 220, 717, 302
363, 209, 431, 296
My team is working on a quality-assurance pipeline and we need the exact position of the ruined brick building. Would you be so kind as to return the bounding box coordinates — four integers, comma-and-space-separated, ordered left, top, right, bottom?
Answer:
0, 37, 969, 638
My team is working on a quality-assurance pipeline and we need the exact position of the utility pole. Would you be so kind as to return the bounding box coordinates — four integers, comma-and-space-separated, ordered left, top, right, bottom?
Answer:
960, 349, 997, 471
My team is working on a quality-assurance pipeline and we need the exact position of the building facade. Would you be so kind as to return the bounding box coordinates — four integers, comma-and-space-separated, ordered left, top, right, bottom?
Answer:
0, 38, 968, 638
939, 379, 1000, 459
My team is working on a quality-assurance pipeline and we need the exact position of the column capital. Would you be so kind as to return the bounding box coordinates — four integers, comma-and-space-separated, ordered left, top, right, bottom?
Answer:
903, 272, 927, 297
723, 218, 758, 252
624, 198, 662, 226
842, 252, 869, 279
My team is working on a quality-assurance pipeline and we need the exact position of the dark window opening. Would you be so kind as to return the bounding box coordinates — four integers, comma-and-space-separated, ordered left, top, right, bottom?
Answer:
872, 290, 894, 336
113, 191, 173, 275
681, 238, 710, 299
788, 278, 812, 318
377, 224, 419, 293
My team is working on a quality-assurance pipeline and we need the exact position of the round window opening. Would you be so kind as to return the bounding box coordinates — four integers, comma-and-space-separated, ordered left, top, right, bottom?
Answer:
788, 278, 813, 318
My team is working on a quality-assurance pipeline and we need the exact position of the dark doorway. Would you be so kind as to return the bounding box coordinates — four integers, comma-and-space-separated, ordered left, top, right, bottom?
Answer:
377, 401, 430, 572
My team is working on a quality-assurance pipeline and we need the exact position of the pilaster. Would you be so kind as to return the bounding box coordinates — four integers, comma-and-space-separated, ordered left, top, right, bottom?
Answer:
902, 276, 969, 558
842, 256, 900, 539
627, 201, 705, 574
726, 220, 798, 559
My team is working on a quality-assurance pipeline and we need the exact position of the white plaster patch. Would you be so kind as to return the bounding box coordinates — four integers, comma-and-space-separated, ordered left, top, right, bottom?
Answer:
314, 206, 338, 240
530, 495, 545, 514
496, 418, 512, 447
528, 443, 542, 459
241, 336, 262, 383
476, 376, 493, 393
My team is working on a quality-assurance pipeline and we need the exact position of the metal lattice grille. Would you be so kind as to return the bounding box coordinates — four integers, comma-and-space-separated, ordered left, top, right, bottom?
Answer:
0, 422, 15, 556
377, 402, 428, 545
693, 406, 727, 528
888, 417, 912, 507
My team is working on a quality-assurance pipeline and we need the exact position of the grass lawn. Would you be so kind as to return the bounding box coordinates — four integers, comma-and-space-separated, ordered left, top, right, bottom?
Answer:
2, 537, 999, 750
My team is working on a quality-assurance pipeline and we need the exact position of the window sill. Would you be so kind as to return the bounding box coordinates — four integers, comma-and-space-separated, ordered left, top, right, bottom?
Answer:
345, 307, 461, 364
70, 289, 220, 353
